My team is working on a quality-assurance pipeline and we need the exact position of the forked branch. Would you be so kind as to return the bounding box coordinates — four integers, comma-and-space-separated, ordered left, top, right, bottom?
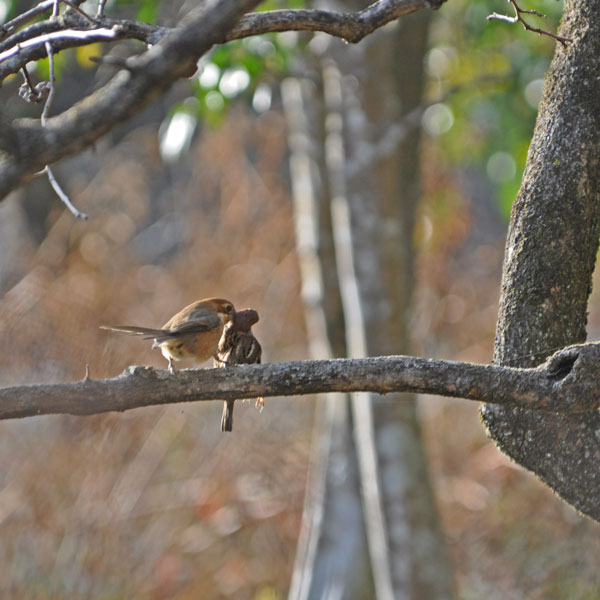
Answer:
487, 0, 571, 46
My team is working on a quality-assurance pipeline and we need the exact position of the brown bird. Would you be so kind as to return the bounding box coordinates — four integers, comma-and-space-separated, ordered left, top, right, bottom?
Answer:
215, 308, 262, 432
101, 298, 235, 373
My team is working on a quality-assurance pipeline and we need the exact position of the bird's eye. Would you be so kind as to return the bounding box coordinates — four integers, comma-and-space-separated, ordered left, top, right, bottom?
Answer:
225, 304, 233, 313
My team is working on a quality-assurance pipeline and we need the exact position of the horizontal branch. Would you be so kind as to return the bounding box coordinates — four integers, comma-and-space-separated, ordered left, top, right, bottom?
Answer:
1, 343, 599, 420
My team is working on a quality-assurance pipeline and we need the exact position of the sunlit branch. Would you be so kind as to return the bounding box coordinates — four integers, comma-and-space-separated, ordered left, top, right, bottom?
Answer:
0, 26, 121, 64
0, 344, 598, 420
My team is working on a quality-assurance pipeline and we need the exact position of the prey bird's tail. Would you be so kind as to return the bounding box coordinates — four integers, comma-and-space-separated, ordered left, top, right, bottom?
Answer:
221, 400, 234, 432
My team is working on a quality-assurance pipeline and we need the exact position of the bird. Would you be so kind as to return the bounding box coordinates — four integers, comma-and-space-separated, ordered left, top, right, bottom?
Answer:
101, 298, 235, 373
215, 308, 262, 432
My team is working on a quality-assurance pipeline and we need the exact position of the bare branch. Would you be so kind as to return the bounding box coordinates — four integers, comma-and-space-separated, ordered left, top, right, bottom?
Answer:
0, 26, 121, 64
0, 0, 261, 199
1, 344, 599, 421
0, 0, 444, 82
0, 1, 443, 82
226, 0, 442, 44
487, 0, 571, 47
0, 0, 445, 200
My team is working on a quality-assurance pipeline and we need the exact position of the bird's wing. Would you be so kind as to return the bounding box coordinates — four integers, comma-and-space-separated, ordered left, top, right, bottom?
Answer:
163, 305, 221, 334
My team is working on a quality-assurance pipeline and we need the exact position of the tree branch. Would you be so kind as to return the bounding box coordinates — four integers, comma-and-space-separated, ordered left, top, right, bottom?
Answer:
1, 343, 599, 421
0, 0, 444, 73
0, 0, 261, 199
226, 0, 444, 44
0, 0, 446, 201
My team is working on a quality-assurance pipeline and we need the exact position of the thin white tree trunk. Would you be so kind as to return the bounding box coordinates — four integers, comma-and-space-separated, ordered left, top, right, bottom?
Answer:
283, 77, 373, 600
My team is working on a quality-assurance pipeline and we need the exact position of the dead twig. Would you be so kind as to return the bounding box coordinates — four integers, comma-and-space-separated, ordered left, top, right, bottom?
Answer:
487, 0, 572, 47
40, 38, 88, 220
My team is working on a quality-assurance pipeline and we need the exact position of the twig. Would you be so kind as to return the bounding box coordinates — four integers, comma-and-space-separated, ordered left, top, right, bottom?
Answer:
19, 65, 50, 103
0, 0, 447, 199
40, 42, 56, 125
97, 0, 108, 18
20, 65, 40, 99
487, 0, 572, 47
0, 0, 57, 39
63, 1, 98, 25
21, 64, 36, 91
37, 38, 88, 219
44, 166, 88, 219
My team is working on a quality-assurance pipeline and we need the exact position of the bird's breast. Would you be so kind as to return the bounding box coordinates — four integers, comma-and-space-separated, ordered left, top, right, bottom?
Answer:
159, 328, 223, 364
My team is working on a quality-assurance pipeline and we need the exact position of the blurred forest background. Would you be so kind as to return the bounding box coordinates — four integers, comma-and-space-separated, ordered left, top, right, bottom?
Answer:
1, 0, 600, 598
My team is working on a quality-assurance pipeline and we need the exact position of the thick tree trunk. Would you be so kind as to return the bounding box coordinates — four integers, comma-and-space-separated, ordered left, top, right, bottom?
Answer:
482, 0, 600, 520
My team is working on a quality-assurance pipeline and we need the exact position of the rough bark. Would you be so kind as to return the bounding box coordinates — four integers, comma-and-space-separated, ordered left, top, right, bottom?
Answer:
1, 344, 599, 420
482, 0, 600, 521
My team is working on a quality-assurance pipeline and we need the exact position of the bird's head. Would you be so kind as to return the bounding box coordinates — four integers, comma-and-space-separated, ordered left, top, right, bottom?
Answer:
201, 298, 236, 324
230, 308, 259, 333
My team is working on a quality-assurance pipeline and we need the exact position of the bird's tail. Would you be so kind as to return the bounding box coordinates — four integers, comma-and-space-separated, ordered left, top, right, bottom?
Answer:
221, 400, 234, 432
100, 325, 164, 339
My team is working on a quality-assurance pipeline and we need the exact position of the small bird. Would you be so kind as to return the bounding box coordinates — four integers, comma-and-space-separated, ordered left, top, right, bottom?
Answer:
101, 298, 235, 373
215, 308, 262, 432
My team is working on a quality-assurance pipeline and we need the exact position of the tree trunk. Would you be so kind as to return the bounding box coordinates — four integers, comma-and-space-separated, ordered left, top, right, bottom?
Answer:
308, 3, 454, 597
482, 0, 600, 520
283, 75, 374, 600
286, 2, 454, 595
